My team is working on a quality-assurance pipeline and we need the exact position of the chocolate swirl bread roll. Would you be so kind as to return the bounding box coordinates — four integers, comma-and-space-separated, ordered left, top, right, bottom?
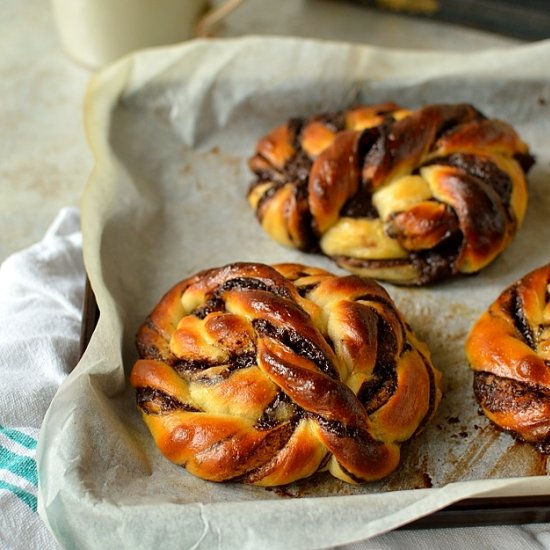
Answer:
130, 262, 442, 485
466, 263, 550, 453
248, 103, 411, 250
248, 103, 534, 285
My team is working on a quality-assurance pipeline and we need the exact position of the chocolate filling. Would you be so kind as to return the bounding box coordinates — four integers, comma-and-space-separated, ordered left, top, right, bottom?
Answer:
284, 147, 313, 187
474, 372, 550, 453
253, 146, 317, 250
514, 151, 536, 173
339, 256, 411, 270
252, 318, 339, 380
341, 125, 384, 219
409, 231, 463, 284
296, 282, 321, 297
316, 415, 362, 439
172, 350, 257, 378
340, 185, 379, 219
235, 421, 300, 483
433, 105, 484, 142
193, 276, 294, 320
509, 287, 536, 349
336, 228, 462, 285
219, 276, 292, 298
426, 153, 513, 206
311, 111, 346, 133
473, 372, 550, 413
357, 314, 399, 411
287, 117, 305, 147
192, 296, 226, 320
255, 391, 301, 430
137, 387, 196, 414
136, 317, 171, 361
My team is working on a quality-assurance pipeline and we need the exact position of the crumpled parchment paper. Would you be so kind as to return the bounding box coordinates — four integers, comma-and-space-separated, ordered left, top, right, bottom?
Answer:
37, 36, 550, 549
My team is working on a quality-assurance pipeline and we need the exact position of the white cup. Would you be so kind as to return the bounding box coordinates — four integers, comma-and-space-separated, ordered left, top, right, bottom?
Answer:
51, 0, 244, 70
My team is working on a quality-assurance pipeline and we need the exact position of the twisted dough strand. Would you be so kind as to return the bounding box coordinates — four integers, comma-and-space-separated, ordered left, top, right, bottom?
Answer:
466, 263, 550, 452
131, 262, 442, 485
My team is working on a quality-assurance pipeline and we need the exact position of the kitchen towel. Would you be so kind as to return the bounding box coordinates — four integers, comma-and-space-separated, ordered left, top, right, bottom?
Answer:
0, 207, 83, 550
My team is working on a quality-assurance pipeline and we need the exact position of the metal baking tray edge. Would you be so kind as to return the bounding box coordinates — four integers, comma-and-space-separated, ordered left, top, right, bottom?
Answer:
79, 276, 550, 530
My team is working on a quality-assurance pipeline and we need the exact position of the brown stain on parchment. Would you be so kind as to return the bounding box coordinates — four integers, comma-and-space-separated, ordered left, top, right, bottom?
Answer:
381, 452, 434, 492
203, 145, 244, 172
439, 424, 501, 485
179, 146, 245, 192
392, 293, 477, 349
180, 163, 192, 176
487, 440, 548, 478
264, 471, 359, 499
439, 422, 549, 484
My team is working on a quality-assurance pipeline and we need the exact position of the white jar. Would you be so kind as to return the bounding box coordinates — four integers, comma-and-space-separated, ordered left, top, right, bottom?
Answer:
51, 0, 243, 69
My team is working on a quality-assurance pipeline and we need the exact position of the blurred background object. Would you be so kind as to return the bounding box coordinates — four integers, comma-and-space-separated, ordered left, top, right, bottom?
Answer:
345, 0, 550, 40
50, 0, 244, 69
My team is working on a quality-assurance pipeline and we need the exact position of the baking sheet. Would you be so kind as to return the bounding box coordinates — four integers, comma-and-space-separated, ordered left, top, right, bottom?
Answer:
37, 36, 550, 549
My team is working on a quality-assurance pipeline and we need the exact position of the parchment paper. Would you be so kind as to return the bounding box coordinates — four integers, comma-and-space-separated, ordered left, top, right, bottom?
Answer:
37, 36, 550, 549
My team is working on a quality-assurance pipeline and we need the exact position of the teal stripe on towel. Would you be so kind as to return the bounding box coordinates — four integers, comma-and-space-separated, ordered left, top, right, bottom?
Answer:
0, 480, 37, 511
0, 446, 38, 486
0, 426, 37, 450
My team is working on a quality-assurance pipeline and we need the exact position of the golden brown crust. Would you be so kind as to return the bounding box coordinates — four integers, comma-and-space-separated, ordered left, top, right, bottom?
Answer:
248, 103, 533, 285
130, 262, 442, 485
465, 262, 550, 452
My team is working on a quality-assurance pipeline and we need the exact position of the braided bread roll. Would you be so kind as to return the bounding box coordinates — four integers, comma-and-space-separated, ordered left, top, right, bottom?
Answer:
248, 103, 534, 285
466, 263, 550, 453
130, 262, 442, 486
248, 103, 411, 251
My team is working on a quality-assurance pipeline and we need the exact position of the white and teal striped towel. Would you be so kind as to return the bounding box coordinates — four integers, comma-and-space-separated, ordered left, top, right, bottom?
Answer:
0, 426, 39, 512
0, 426, 45, 547
0, 208, 83, 550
